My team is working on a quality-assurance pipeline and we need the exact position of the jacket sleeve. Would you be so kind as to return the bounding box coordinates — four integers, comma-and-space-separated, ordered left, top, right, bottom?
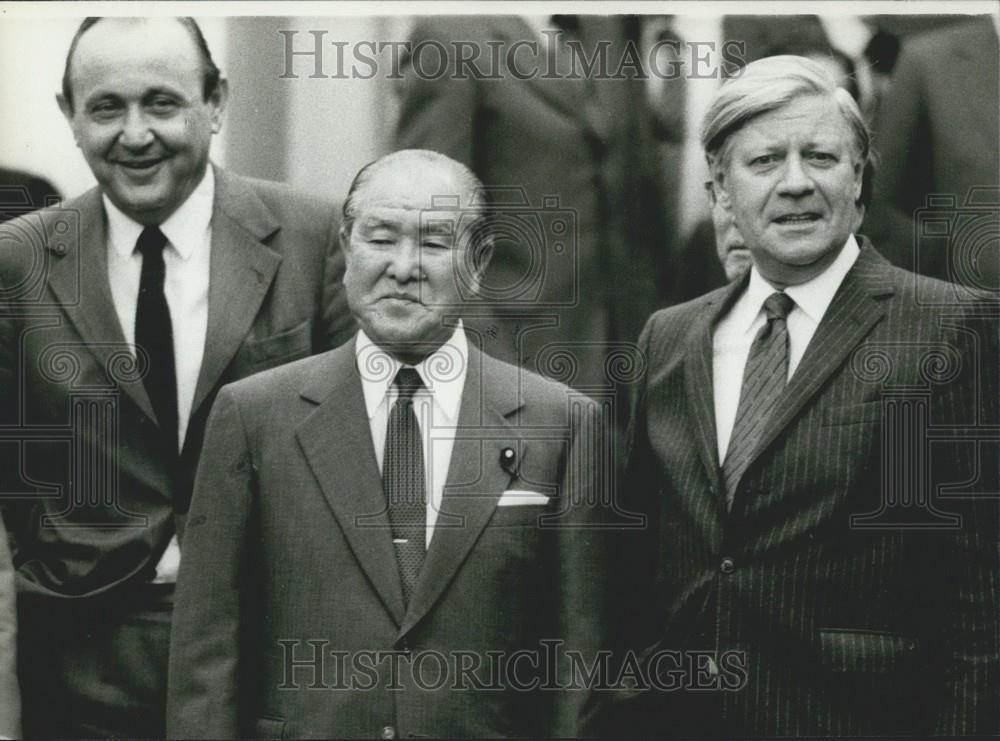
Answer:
0, 512, 20, 740
167, 388, 254, 739
394, 18, 478, 167
932, 309, 1000, 735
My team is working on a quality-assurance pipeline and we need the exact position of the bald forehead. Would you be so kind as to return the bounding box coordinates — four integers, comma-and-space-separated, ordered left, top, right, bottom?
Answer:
70, 18, 202, 76
359, 155, 475, 211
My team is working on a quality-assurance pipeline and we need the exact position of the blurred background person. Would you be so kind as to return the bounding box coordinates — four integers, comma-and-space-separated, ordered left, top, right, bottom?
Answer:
395, 15, 672, 421
867, 15, 1000, 291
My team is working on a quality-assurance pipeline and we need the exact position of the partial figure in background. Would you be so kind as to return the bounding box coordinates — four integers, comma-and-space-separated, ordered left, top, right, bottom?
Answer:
396, 15, 670, 423
867, 15, 1000, 292
0, 16, 353, 737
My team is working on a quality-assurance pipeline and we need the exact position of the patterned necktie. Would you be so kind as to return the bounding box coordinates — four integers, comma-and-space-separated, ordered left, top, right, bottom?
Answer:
134, 225, 178, 464
723, 292, 796, 508
383, 367, 427, 605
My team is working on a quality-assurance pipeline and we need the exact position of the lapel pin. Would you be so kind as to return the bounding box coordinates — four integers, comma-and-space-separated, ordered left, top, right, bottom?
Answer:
500, 447, 516, 475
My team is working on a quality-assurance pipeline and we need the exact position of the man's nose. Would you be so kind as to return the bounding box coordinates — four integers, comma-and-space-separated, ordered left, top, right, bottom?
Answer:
118, 106, 155, 149
777, 154, 814, 196
386, 241, 422, 282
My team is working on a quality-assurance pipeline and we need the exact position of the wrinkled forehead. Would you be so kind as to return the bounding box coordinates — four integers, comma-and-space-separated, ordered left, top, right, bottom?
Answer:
718, 92, 862, 162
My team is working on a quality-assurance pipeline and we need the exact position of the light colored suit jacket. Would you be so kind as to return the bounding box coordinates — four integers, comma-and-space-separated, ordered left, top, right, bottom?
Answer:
0, 511, 18, 739
0, 166, 354, 607
623, 242, 998, 736
167, 340, 620, 738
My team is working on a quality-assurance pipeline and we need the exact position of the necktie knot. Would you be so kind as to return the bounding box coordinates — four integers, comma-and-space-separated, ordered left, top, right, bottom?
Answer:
763, 292, 795, 321
135, 225, 168, 259
394, 368, 424, 401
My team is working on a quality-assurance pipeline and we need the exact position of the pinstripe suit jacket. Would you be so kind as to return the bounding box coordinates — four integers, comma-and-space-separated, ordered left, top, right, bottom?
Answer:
622, 242, 998, 737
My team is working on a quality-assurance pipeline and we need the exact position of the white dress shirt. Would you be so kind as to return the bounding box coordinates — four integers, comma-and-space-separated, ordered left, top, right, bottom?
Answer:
105, 167, 214, 582
357, 324, 469, 549
713, 235, 861, 462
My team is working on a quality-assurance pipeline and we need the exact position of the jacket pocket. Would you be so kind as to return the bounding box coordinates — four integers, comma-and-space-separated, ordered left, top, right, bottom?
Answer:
253, 715, 285, 739
247, 319, 311, 367
819, 628, 918, 673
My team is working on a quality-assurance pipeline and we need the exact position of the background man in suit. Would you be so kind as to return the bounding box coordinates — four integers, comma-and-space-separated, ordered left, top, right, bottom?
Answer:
0, 513, 18, 740
867, 16, 999, 291
396, 16, 669, 418
0, 17, 353, 737
623, 56, 998, 737
168, 149, 617, 739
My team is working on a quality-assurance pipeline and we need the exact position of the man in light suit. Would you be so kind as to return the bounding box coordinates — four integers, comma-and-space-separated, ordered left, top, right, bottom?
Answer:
622, 56, 998, 737
0, 512, 18, 740
396, 16, 668, 415
0, 17, 353, 737
168, 150, 618, 739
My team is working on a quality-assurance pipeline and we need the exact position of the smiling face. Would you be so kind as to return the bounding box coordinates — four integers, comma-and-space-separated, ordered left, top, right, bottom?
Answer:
342, 156, 480, 363
58, 18, 226, 225
715, 94, 863, 287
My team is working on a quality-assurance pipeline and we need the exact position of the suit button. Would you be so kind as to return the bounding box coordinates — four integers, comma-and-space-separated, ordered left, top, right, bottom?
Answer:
720, 557, 735, 574
381, 726, 397, 740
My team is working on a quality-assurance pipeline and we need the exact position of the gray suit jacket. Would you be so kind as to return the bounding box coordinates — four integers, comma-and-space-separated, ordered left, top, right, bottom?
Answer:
0, 166, 354, 609
623, 242, 998, 736
167, 340, 620, 738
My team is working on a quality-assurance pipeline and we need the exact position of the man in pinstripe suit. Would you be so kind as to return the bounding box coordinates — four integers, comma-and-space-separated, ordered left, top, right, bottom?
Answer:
621, 56, 998, 737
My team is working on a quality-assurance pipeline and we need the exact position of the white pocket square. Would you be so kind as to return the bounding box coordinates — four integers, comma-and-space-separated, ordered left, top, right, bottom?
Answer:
497, 490, 550, 506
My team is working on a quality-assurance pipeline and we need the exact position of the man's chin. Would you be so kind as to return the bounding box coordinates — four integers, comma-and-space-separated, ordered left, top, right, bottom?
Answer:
105, 188, 176, 224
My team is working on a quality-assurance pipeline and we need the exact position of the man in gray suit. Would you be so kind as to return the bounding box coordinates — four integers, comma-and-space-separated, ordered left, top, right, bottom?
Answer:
623, 55, 998, 737
168, 149, 618, 739
0, 17, 353, 737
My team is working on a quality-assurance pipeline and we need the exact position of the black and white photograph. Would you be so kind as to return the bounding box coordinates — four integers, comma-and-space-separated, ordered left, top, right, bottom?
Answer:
0, 2, 997, 738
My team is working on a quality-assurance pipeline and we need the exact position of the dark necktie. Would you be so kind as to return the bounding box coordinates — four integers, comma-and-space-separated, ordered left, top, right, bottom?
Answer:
135, 226, 178, 463
723, 292, 796, 507
383, 367, 427, 605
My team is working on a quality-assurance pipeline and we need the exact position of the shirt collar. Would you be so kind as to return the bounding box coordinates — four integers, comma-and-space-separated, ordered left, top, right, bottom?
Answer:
104, 165, 215, 260
356, 321, 469, 423
741, 234, 860, 332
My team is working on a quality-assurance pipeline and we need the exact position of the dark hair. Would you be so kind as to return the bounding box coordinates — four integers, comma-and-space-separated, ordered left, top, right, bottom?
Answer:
62, 17, 221, 113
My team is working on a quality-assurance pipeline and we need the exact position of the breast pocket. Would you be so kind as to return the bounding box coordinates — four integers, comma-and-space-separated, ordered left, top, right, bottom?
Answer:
819, 628, 918, 673
246, 319, 311, 370
822, 401, 885, 427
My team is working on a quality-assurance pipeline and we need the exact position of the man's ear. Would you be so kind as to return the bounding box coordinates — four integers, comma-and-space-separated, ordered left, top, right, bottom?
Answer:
339, 224, 353, 255
208, 77, 230, 134
56, 93, 81, 146
714, 173, 734, 212
56, 93, 74, 123
852, 159, 864, 204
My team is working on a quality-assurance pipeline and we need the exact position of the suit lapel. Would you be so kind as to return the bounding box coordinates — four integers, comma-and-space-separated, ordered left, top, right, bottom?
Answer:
397, 346, 522, 640
683, 277, 747, 503
45, 188, 156, 421
740, 245, 894, 478
190, 169, 282, 417
295, 341, 407, 625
